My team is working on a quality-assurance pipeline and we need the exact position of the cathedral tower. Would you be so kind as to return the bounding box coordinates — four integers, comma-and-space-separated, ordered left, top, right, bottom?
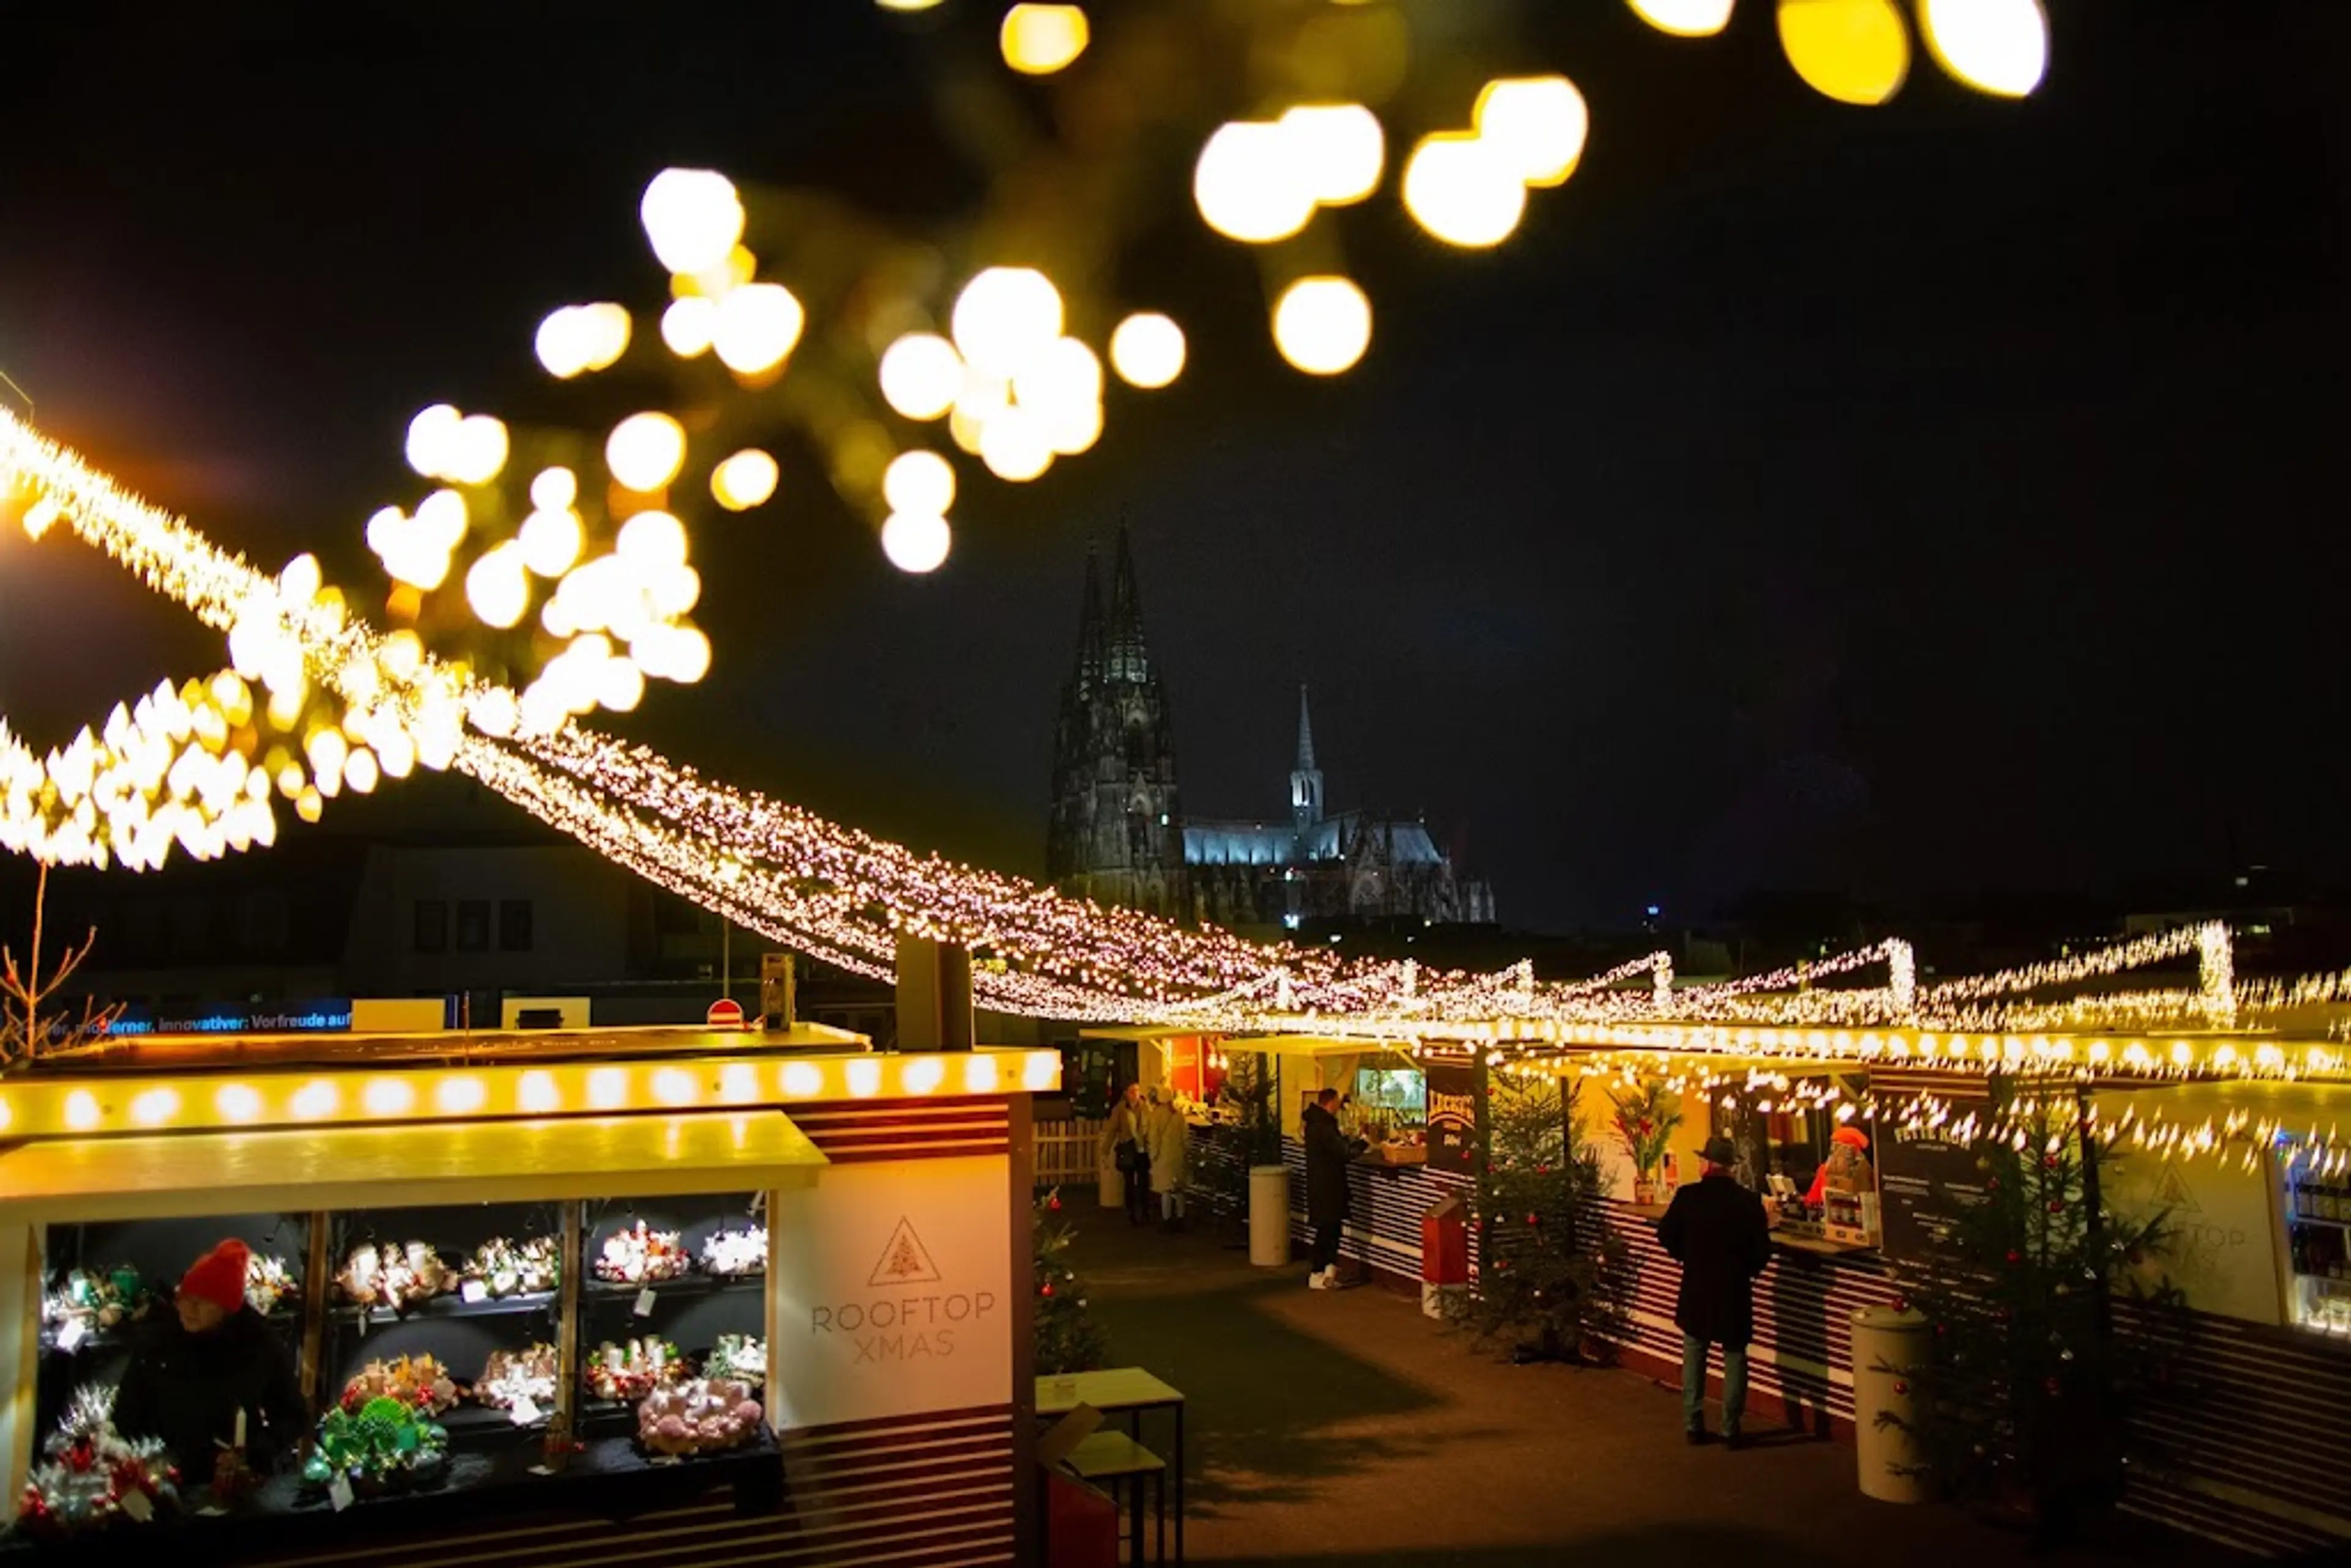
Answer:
1046, 531, 1186, 917
1289, 683, 1324, 836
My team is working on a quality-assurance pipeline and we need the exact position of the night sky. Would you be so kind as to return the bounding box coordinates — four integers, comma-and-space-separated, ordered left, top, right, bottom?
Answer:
1, 2, 2344, 934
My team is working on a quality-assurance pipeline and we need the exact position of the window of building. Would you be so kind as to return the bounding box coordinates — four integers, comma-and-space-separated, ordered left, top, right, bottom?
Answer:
456, 899, 491, 953
414, 900, 449, 954
499, 899, 534, 953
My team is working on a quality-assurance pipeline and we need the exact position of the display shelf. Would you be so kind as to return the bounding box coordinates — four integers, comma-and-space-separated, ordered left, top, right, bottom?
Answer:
582, 1273, 757, 1303
332, 1288, 558, 1326
39, 1309, 302, 1358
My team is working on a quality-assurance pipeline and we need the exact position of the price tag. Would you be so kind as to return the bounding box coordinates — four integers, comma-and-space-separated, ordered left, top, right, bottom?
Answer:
461, 1280, 489, 1305
634, 1288, 657, 1318
509, 1395, 541, 1427
56, 1318, 87, 1354
328, 1475, 354, 1513
120, 1490, 154, 1523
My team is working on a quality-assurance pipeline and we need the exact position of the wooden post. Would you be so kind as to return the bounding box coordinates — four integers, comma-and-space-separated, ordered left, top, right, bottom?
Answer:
0, 1225, 37, 1505
299, 1212, 330, 1407
556, 1200, 583, 1435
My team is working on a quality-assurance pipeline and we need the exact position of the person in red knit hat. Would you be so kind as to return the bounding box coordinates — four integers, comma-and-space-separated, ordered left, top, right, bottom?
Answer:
113, 1238, 306, 1484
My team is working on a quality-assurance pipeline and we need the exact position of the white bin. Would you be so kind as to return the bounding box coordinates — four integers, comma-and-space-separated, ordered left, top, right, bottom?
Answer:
1249, 1165, 1291, 1267
1851, 1305, 1934, 1504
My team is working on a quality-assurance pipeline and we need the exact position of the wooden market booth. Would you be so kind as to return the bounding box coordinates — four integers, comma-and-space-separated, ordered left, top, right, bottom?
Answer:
0, 1022, 1057, 1566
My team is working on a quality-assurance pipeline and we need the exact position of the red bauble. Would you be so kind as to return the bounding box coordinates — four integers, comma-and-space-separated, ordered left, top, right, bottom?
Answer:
1049, 1195, 1062, 1211
1891, 1296, 1908, 1313
2044, 1376, 2062, 1397
1987, 1177, 2000, 1191
2049, 1199, 2064, 1214
1535, 1165, 1549, 1175
1526, 1212, 1540, 1226
2044, 1155, 2059, 1169
1894, 1381, 1909, 1396
2005, 1249, 2022, 1266
1040, 1281, 1054, 1297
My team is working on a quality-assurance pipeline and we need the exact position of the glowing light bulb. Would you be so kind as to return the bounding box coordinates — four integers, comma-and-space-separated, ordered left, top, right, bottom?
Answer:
1272, 276, 1373, 375
1626, 0, 1735, 36
1193, 121, 1316, 244
711, 282, 806, 375
1474, 76, 1590, 187
343, 746, 381, 795
1280, 103, 1385, 206
1000, 4, 1089, 75
535, 303, 631, 378
951, 268, 1064, 380
880, 511, 953, 574
1401, 133, 1527, 248
529, 467, 577, 512
403, 404, 462, 479
519, 508, 584, 578
618, 511, 689, 569
640, 168, 746, 277
883, 451, 958, 517
711, 449, 780, 511
443, 415, 509, 486
607, 412, 688, 493
465, 542, 533, 629
1109, 312, 1186, 390
880, 332, 966, 421
978, 408, 1055, 482
20, 497, 59, 540
1918, 0, 2047, 97
661, 296, 718, 358
1777, 0, 1910, 107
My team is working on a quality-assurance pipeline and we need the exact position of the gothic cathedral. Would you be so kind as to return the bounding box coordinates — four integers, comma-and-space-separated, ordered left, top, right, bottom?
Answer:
1047, 532, 1496, 932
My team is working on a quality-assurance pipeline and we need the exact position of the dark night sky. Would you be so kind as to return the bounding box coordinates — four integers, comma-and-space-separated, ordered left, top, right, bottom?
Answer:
1, 1, 2344, 934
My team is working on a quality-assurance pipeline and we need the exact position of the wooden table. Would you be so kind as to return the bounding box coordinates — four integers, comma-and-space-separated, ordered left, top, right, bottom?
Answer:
1038, 1368, 1187, 1562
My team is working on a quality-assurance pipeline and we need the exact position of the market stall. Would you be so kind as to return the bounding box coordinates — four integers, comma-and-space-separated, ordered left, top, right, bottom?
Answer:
0, 1024, 1056, 1567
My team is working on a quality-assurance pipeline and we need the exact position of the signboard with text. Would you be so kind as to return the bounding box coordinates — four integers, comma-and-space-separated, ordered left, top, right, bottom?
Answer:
1425, 1060, 1477, 1175
1878, 1116, 1991, 1263
768, 1155, 1013, 1429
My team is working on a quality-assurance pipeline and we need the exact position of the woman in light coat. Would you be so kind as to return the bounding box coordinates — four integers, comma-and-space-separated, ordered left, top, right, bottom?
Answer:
1102, 1082, 1152, 1225
1146, 1087, 1191, 1229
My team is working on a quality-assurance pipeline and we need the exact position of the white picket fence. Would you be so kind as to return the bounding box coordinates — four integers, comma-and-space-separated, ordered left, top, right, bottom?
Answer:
1035, 1118, 1108, 1188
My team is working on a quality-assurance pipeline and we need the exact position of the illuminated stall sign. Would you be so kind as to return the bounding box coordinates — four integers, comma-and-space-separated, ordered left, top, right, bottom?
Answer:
101, 999, 355, 1038
1878, 1123, 1989, 1262
1425, 1060, 1478, 1175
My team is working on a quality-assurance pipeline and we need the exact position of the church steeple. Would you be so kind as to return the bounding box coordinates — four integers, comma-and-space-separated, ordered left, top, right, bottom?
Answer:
1290, 683, 1324, 830
1104, 525, 1152, 684
1073, 539, 1106, 683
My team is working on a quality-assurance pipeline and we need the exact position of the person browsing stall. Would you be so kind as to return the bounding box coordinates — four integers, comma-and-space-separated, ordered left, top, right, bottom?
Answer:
1145, 1086, 1191, 1231
1655, 1137, 1774, 1449
1102, 1081, 1153, 1226
1302, 1087, 1367, 1290
114, 1239, 306, 1478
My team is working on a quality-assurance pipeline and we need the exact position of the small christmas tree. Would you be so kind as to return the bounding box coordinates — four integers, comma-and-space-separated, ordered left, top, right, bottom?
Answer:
1876, 1093, 2185, 1538
1033, 1188, 1109, 1375
1445, 1076, 1629, 1363
15, 1385, 179, 1536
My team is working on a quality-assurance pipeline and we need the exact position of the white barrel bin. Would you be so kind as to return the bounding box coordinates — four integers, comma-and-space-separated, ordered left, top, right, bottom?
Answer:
1099, 1162, 1122, 1212
1249, 1165, 1291, 1267
1851, 1305, 1934, 1504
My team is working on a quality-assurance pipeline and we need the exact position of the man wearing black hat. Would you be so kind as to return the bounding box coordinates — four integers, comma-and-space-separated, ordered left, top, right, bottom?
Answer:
1655, 1135, 1773, 1448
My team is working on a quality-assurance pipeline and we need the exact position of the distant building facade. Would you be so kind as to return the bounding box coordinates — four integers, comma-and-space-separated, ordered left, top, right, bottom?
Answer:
1046, 532, 1495, 932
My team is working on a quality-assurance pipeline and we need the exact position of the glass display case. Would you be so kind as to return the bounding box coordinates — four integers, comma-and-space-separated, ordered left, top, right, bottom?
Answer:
2281, 1139, 2351, 1337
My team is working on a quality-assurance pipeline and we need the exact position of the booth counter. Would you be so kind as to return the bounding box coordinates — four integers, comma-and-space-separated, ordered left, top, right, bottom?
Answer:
0, 1024, 1055, 1567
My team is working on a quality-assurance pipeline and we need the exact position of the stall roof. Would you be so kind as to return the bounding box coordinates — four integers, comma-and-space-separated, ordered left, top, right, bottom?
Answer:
1237, 1034, 1417, 1058
1077, 1026, 1210, 1043
0, 1109, 827, 1224
31, 1020, 871, 1076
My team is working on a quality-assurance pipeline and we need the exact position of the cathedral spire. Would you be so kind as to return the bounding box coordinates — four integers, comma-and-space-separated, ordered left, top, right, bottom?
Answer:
1291, 682, 1324, 830
1073, 538, 1106, 683
1104, 523, 1152, 683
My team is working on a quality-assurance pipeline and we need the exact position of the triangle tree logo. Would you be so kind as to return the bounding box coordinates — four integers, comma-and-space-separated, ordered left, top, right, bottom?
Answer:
868, 1217, 943, 1288
2153, 1164, 2200, 1216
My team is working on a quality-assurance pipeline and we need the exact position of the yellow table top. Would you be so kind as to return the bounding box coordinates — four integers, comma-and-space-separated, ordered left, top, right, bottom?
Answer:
1035, 1367, 1185, 1416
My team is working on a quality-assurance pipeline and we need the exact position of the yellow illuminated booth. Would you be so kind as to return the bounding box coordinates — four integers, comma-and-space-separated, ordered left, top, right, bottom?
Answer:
0, 1024, 1055, 1566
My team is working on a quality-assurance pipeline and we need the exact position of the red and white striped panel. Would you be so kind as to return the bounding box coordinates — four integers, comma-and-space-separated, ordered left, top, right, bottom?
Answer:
792, 1095, 1013, 1163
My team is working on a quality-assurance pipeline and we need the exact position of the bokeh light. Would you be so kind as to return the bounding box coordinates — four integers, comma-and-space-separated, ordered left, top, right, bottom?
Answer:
880, 511, 953, 574
1625, 0, 1736, 37
1919, 0, 2047, 97
606, 411, 688, 493
883, 451, 957, 517
880, 332, 966, 420
1193, 121, 1316, 244
1777, 0, 1910, 107
1401, 134, 1527, 248
1000, 4, 1090, 76
711, 282, 806, 375
711, 448, 780, 511
1272, 276, 1373, 376
951, 268, 1064, 380
618, 510, 689, 569
661, 296, 719, 358
519, 508, 584, 579
529, 467, 578, 512
640, 169, 746, 277
978, 407, 1055, 482
464, 542, 532, 630
534, 303, 631, 379
1475, 77, 1589, 187
1281, 104, 1386, 206
1109, 313, 1186, 390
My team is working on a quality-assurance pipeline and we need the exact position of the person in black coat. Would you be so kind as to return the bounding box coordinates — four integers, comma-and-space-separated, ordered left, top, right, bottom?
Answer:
1302, 1089, 1366, 1289
114, 1239, 307, 1484
1655, 1136, 1774, 1447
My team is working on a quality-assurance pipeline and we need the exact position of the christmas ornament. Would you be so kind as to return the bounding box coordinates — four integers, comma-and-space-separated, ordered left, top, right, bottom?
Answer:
705, 1334, 767, 1389
337, 1241, 456, 1313
302, 1397, 449, 1497
463, 1236, 560, 1299
637, 1377, 763, 1457
587, 1338, 683, 1402
14, 1386, 178, 1536
341, 1355, 460, 1417
244, 1255, 299, 1316
697, 1226, 767, 1278
595, 1221, 691, 1285
478, 1345, 560, 1414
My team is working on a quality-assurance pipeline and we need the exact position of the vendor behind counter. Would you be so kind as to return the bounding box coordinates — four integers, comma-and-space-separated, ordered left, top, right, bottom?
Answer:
114, 1239, 306, 1480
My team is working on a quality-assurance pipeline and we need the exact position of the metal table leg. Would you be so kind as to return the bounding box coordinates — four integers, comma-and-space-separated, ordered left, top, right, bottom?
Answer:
1174, 1403, 1185, 1563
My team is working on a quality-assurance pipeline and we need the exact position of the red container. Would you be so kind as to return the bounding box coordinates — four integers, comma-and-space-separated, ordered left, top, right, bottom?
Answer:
1423, 1194, 1470, 1285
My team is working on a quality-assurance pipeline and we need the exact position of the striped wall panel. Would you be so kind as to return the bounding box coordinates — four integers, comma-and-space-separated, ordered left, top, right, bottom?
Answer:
792, 1095, 1012, 1163
1279, 1136, 1472, 1279
2115, 1302, 2351, 1558
247, 1406, 1019, 1568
